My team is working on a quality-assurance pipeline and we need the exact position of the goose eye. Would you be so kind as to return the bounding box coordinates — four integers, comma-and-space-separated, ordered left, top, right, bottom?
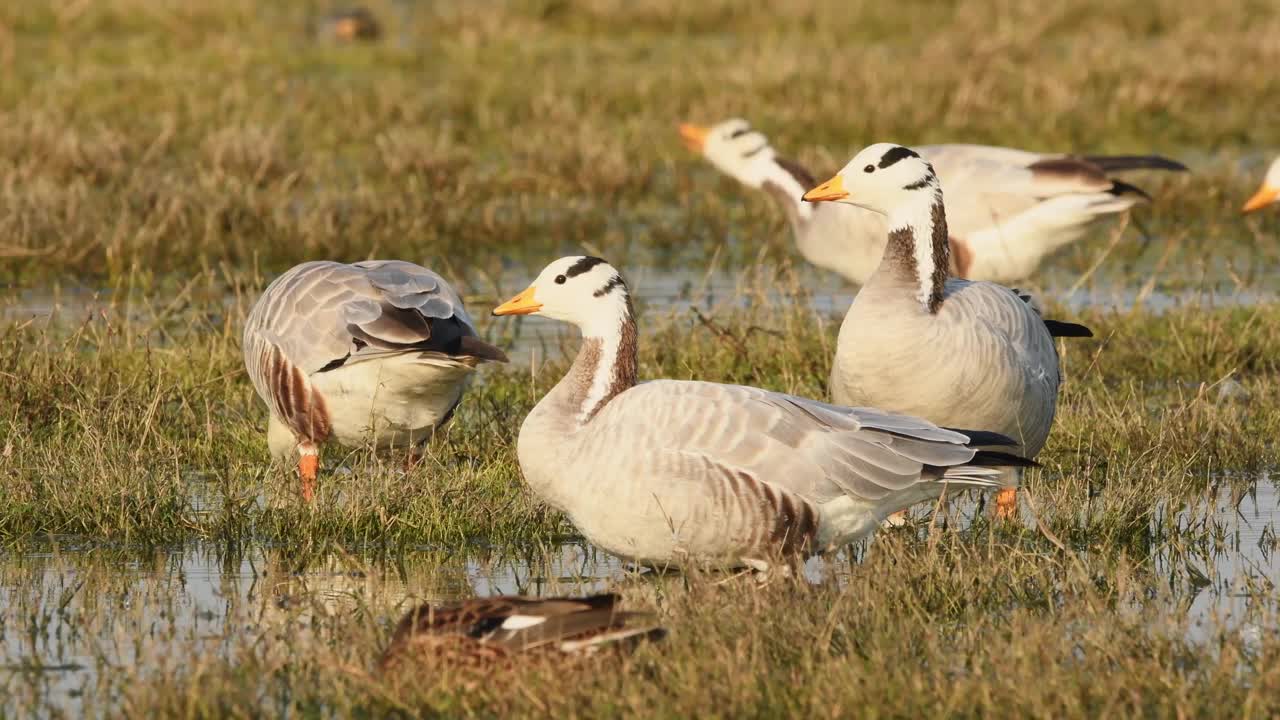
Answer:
729, 128, 750, 139
554, 274, 567, 285
863, 165, 875, 173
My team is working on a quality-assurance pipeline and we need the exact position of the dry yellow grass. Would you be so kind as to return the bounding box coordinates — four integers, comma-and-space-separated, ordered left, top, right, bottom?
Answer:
3, 0, 1280, 716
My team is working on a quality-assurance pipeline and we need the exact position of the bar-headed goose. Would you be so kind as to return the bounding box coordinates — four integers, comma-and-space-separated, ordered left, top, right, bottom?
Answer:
1243, 156, 1280, 213
491, 256, 1033, 571
681, 118, 1185, 284
243, 261, 507, 500
378, 593, 665, 674
803, 144, 1090, 518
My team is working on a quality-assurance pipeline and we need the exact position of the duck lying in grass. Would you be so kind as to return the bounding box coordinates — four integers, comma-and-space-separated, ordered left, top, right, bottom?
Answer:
492, 255, 1034, 575
378, 594, 665, 673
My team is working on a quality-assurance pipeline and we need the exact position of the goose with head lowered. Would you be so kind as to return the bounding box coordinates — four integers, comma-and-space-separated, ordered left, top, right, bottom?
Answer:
491, 256, 1035, 572
803, 144, 1092, 518
681, 118, 1186, 284
243, 260, 508, 501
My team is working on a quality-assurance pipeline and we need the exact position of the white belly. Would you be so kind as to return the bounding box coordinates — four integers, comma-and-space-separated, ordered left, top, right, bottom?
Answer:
308, 355, 474, 450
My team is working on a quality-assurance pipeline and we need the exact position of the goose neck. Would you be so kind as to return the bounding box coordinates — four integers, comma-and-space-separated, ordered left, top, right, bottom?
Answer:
553, 306, 638, 428
878, 192, 950, 314
757, 157, 816, 231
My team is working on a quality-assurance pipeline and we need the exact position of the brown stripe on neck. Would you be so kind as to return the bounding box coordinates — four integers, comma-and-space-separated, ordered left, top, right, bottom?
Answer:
926, 200, 950, 312
882, 198, 949, 313
587, 312, 638, 421
884, 227, 921, 286
561, 298, 639, 424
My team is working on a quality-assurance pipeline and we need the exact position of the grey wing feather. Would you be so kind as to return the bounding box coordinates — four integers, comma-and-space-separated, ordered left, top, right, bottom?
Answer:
603, 381, 1010, 507
361, 262, 440, 295
357, 260, 472, 324
762, 391, 1007, 497
244, 261, 497, 381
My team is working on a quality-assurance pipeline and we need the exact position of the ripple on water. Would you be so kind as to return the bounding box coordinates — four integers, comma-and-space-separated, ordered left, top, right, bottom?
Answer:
2, 472, 1277, 714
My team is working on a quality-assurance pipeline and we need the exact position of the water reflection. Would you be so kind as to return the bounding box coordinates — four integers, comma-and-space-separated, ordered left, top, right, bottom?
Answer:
1153, 475, 1279, 646
0, 539, 627, 715
5, 261, 1276, 338
1, 474, 1276, 714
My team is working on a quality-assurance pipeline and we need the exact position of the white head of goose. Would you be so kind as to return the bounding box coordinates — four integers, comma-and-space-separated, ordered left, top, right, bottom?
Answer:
1243, 156, 1280, 213
242, 261, 508, 501
680, 118, 818, 242
804, 143, 951, 312
682, 118, 1185, 284
804, 144, 1092, 518
493, 256, 1034, 572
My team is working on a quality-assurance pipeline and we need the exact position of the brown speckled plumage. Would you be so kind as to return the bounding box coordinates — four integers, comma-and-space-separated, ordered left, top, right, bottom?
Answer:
377, 594, 665, 674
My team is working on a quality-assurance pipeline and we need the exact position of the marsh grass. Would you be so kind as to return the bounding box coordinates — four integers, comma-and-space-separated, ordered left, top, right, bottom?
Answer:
4, 0, 1280, 716
1, 533, 1277, 718
2, 262, 1277, 548
3, 260, 1279, 716
1, 0, 1278, 281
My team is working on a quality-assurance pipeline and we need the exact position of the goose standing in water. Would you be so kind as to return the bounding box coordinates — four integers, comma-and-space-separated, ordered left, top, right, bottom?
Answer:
243, 261, 507, 501
491, 256, 1034, 571
680, 119, 1185, 284
378, 594, 665, 673
803, 144, 1090, 518
1243, 156, 1280, 213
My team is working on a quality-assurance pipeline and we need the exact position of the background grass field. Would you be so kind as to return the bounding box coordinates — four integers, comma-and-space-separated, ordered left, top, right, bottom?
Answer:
2, 0, 1280, 717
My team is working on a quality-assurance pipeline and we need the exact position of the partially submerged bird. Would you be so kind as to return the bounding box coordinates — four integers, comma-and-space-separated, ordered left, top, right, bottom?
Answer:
1243, 156, 1280, 213
243, 261, 507, 500
680, 118, 1186, 284
378, 594, 666, 673
803, 144, 1092, 518
492, 256, 1034, 572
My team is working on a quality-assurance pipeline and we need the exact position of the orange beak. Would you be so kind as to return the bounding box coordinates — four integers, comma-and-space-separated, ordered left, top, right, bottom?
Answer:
492, 286, 542, 316
1242, 183, 1279, 214
678, 123, 709, 152
802, 174, 849, 203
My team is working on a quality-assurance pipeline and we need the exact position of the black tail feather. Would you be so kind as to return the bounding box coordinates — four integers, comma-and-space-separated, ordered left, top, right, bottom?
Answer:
948, 429, 1018, 447
1043, 319, 1094, 338
970, 450, 1040, 469
1107, 179, 1153, 201
1082, 154, 1188, 173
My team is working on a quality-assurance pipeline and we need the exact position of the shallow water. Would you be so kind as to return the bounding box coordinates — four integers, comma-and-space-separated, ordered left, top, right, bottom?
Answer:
7, 256, 1277, 357
9, 259, 1268, 382
1, 476, 1275, 715
3, 233, 1279, 714
0, 539, 627, 715
1155, 474, 1280, 646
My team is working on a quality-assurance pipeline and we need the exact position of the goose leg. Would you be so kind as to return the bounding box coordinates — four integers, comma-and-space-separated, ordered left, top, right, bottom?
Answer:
404, 447, 423, 474
298, 442, 319, 502
994, 488, 1017, 520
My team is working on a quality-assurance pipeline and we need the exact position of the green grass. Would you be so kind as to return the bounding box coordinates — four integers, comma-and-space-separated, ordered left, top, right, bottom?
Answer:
1, 532, 1277, 718
2, 266, 1278, 553
4, 0, 1280, 716
0, 0, 1278, 282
